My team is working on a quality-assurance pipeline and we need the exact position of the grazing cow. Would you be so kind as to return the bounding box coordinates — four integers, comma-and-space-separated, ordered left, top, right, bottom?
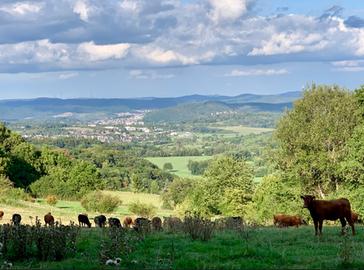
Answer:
151, 217, 162, 231
94, 215, 107, 227
108, 217, 121, 228
0, 210, 4, 220
301, 195, 355, 235
133, 217, 151, 233
123, 216, 133, 228
273, 214, 305, 227
12, 213, 21, 225
44, 212, 55, 226
351, 211, 362, 224
78, 214, 91, 228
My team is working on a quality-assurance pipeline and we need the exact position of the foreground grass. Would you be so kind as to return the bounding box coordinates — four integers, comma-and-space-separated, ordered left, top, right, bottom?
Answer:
8, 226, 364, 270
0, 191, 172, 225
146, 156, 212, 178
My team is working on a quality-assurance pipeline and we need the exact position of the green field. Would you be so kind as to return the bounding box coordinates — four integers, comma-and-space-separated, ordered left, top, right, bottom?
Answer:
0, 191, 172, 225
10, 226, 364, 269
212, 125, 274, 135
146, 156, 213, 178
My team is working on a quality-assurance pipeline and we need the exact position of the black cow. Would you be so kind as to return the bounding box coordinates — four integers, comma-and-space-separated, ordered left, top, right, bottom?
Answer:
12, 213, 21, 225
78, 214, 91, 228
94, 215, 107, 227
108, 217, 121, 228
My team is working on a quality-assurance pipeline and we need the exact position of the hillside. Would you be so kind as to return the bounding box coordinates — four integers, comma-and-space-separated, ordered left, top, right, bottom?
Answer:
0, 92, 300, 121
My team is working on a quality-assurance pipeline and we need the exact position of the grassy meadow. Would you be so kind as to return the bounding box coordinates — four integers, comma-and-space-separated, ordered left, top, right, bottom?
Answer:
0, 191, 173, 225
146, 156, 212, 178
9, 225, 364, 269
212, 125, 274, 135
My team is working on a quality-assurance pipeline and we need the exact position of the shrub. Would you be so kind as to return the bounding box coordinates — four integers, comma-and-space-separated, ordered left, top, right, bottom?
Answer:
46, 195, 58, 206
183, 213, 214, 241
81, 191, 121, 213
128, 201, 156, 218
163, 163, 173, 171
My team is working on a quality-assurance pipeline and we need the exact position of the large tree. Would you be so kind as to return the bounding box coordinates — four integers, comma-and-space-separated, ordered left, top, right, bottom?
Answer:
275, 84, 360, 197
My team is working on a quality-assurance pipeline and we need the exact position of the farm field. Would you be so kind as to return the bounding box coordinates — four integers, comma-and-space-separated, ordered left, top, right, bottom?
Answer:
0, 191, 172, 225
212, 125, 275, 135
146, 156, 213, 178
10, 226, 364, 269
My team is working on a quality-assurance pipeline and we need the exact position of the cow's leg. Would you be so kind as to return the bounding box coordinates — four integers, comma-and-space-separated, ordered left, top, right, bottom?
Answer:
314, 219, 319, 236
318, 220, 323, 235
346, 215, 356, 236
340, 218, 347, 235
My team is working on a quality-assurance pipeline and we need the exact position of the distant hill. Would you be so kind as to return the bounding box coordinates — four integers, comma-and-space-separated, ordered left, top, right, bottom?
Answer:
0, 91, 301, 121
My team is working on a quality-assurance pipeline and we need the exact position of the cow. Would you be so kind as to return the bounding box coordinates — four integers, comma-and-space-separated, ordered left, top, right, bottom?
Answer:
12, 213, 21, 225
133, 217, 151, 233
273, 214, 306, 227
0, 211, 4, 220
44, 212, 55, 226
123, 216, 133, 228
301, 195, 355, 235
151, 217, 162, 231
94, 215, 107, 227
108, 217, 121, 228
78, 214, 91, 228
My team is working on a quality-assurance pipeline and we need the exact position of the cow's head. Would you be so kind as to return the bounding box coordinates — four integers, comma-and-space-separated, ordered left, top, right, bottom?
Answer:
301, 195, 315, 208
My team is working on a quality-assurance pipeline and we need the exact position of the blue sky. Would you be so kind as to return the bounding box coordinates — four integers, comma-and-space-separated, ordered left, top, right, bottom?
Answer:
0, 0, 364, 99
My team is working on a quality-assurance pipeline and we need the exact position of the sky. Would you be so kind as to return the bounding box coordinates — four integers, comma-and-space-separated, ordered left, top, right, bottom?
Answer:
0, 0, 364, 99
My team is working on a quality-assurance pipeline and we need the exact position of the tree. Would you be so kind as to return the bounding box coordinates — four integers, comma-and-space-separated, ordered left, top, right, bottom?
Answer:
163, 162, 173, 171
188, 156, 254, 216
275, 84, 359, 197
161, 178, 194, 208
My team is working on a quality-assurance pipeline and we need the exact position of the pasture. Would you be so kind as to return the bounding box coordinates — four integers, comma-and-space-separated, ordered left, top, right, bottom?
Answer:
0, 191, 172, 225
7, 225, 364, 269
210, 125, 274, 136
146, 156, 212, 178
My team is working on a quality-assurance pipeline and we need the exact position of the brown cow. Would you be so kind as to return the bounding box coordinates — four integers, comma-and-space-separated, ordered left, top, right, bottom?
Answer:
273, 214, 305, 227
151, 217, 162, 231
123, 216, 133, 228
301, 195, 355, 235
0, 211, 4, 220
44, 212, 55, 226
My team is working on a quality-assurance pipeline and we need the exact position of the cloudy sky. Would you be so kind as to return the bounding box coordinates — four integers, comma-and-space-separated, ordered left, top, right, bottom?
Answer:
0, 0, 364, 99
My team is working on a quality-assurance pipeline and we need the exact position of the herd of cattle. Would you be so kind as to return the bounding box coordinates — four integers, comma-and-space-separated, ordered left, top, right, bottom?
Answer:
0, 195, 361, 236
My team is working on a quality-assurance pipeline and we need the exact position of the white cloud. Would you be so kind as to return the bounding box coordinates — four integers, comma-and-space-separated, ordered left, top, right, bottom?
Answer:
58, 72, 79, 79
0, 2, 43, 15
73, 0, 91, 21
332, 60, 364, 72
77, 42, 130, 61
129, 69, 175, 79
208, 0, 247, 23
225, 68, 289, 77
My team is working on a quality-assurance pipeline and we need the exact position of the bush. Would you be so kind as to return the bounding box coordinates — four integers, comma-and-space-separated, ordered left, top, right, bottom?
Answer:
46, 195, 58, 206
163, 163, 173, 171
128, 201, 156, 217
183, 213, 214, 241
81, 191, 121, 213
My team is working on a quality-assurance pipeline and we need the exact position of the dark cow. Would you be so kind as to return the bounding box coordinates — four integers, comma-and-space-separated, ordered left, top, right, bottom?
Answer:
273, 214, 306, 227
44, 212, 55, 226
151, 217, 162, 231
12, 213, 21, 225
0, 211, 4, 220
94, 215, 107, 227
78, 214, 91, 228
301, 195, 355, 235
123, 216, 133, 228
133, 217, 151, 233
108, 217, 121, 228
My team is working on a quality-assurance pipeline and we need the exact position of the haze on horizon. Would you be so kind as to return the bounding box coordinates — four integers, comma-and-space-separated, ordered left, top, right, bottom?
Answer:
0, 0, 363, 99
